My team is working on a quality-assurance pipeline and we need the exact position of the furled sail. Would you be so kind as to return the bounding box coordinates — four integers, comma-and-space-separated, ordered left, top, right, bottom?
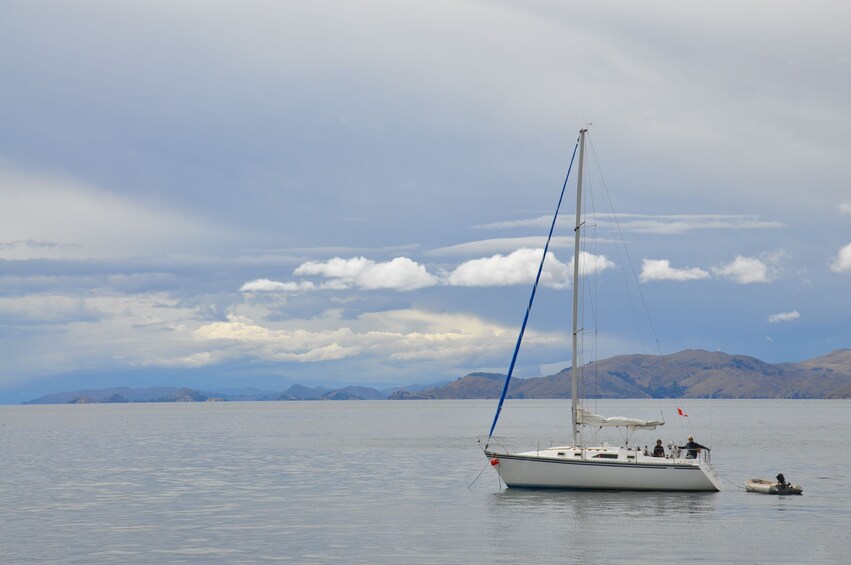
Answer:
578, 408, 664, 430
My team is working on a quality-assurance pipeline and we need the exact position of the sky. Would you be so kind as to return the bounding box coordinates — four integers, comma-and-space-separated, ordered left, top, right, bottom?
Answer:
1, 0, 850, 403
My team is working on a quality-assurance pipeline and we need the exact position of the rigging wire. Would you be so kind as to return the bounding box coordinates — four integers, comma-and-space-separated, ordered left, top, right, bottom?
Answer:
584, 144, 601, 416
585, 132, 699, 441
585, 134, 650, 354
577, 152, 601, 419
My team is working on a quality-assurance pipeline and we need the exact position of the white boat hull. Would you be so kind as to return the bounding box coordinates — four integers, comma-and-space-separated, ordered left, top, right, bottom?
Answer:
486, 448, 722, 492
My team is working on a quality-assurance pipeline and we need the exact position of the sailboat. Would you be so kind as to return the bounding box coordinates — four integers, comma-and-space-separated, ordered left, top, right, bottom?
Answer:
482, 129, 722, 491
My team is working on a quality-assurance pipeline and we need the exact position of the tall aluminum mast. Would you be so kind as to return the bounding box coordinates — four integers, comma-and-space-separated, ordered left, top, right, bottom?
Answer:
570, 128, 587, 446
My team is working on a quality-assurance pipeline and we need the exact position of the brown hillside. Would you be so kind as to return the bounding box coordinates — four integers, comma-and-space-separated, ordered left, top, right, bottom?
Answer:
798, 348, 851, 370
782, 349, 851, 398
417, 348, 851, 399
827, 380, 851, 399
420, 373, 511, 399
514, 366, 650, 399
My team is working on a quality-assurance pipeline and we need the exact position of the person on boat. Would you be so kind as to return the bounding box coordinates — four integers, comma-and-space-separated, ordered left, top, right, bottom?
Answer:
678, 436, 709, 459
776, 473, 788, 487
652, 439, 665, 457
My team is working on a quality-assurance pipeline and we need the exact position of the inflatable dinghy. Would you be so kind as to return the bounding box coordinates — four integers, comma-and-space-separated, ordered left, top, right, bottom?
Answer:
745, 478, 802, 495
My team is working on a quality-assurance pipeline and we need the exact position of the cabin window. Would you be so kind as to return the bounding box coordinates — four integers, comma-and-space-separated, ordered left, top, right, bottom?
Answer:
592, 453, 619, 459
557, 452, 565, 456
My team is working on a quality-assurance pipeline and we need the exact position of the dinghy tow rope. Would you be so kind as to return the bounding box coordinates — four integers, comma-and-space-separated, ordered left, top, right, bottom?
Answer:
717, 470, 746, 490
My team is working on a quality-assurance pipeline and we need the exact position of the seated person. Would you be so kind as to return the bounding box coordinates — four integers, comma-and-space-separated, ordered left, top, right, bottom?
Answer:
652, 439, 665, 457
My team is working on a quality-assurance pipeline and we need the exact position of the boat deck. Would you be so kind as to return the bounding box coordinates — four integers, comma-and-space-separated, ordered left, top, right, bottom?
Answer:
487, 443, 708, 466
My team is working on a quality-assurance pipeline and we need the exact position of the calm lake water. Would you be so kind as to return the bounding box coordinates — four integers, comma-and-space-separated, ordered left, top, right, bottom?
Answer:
1, 399, 848, 564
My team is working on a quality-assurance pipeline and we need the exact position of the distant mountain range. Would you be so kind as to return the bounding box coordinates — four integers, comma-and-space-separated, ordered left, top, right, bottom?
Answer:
393, 349, 851, 400
22, 348, 851, 404
23, 384, 391, 404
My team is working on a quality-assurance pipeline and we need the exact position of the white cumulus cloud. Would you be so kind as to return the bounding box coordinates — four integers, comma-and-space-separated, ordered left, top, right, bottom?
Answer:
768, 310, 800, 323
241, 250, 618, 295
830, 243, 851, 273
445, 249, 613, 288
639, 259, 710, 282
293, 256, 438, 291
573, 251, 617, 277
446, 249, 566, 287
712, 255, 771, 284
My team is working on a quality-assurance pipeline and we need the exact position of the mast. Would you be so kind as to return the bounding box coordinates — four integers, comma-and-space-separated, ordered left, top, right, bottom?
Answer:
571, 129, 587, 446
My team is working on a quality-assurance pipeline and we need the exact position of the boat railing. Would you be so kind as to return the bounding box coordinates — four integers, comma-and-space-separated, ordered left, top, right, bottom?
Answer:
478, 435, 566, 455
668, 445, 711, 464
483, 436, 713, 464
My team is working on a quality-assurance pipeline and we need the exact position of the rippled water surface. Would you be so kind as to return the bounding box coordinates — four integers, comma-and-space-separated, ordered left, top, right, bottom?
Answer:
1, 400, 848, 563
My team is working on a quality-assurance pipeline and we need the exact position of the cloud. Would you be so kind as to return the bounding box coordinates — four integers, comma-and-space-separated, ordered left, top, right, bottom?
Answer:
429, 236, 573, 257
840, 203, 851, 216
156, 351, 226, 369
604, 214, 785, 235
830, 243, 851, 273
0, 169, 226, 260
240, 249, 616, 294
445, 249, 613, 288
476, 214, 784, 235
240, 279, 316, 293
475, 216, 551, 230
446, 249, 567, 288
768, 310, 800, 323
196, 316, 362, 362
639, 259, 710, 282
0, 239, 80, 253
639, 253, 786, 284
0, 295, 104, 325
293, 256, 439, 291
0, 292, 214, 382
712, 255, 772, 284
572, 251, 617, 278
194, 309, 563, 366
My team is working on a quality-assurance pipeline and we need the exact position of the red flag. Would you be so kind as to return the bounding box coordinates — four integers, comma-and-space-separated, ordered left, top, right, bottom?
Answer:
677, 407, 688, 417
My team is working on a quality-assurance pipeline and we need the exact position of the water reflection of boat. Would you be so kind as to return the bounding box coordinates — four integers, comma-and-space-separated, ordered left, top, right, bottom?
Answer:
491, 488, 719, 519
